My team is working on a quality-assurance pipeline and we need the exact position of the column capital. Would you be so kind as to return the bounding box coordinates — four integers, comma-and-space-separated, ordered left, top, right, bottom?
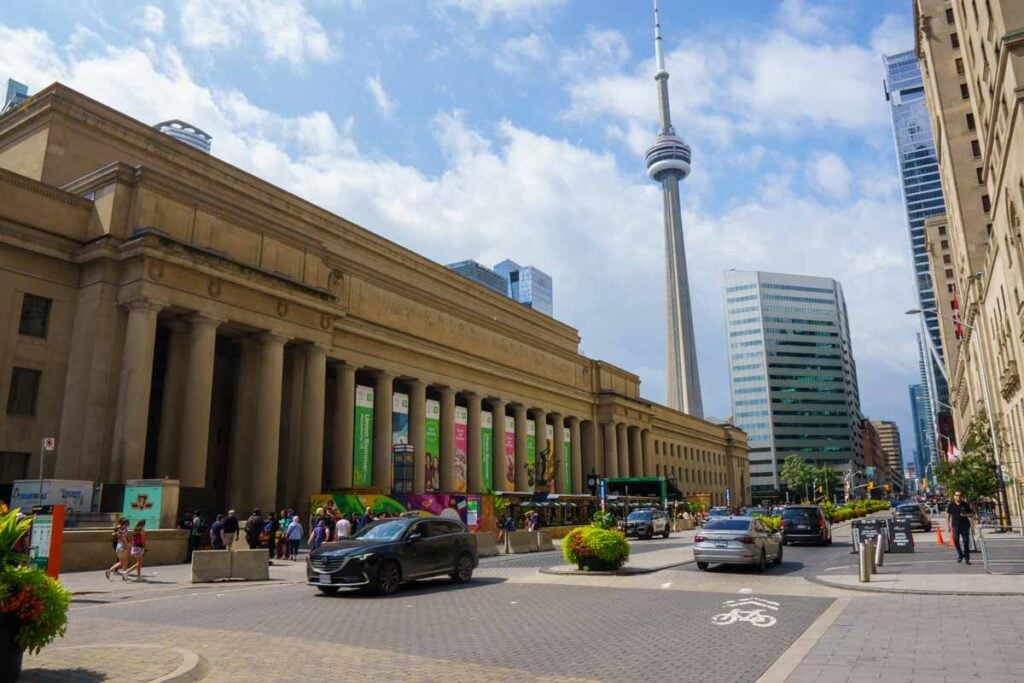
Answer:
166, 318, 189, 333
186, 312, 225, 328
257, 331, 291, 346
565, 416, 580, 426
406, 377, 427, 390
436, 385, 455, 397
373, 369, 395, 382
549, 411, 564, 421
123, 297, 166, 313
302, 341, 330, 355
332, 359, 357, 371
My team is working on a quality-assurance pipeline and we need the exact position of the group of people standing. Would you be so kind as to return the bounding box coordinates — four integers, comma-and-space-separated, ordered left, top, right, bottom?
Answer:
105, 518, 147, 581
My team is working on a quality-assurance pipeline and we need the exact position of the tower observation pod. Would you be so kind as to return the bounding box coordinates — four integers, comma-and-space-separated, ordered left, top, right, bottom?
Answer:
645, 0, 703, 417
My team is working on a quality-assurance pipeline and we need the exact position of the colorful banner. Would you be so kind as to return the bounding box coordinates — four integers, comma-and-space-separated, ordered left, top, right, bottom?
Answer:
392, 392, 409, 445
481, 411, 494, 493
454, 406, 468, 492
311, 492, 485, 532
503, 416, 515, 490
425, 399, 441, 491
527, 419, 536, 489
563, 427, 572, 493
122, 484, 163, 529
353, 385, 374, 486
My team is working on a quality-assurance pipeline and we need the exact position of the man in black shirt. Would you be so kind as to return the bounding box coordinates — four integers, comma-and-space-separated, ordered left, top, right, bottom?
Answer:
946, 491, 974, 564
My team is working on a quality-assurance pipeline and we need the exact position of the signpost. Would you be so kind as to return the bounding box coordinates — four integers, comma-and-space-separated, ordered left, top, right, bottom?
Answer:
29, 504, 65, 578
38, 436, 55, 504
888, 518, 915, 553
852, 519, 885, 548
599, 479, 606, 513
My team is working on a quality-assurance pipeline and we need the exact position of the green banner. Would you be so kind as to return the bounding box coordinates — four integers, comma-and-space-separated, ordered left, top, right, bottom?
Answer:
425, 399, 441, 490
527, 419, 536, 488
563, 427, 572, 493
353, 385, 374, 487
481, 411, 493, 493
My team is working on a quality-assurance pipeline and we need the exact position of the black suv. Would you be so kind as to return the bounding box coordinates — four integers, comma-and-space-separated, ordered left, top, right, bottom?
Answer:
307, 516, 478, 595
780, 506, 831, 546
622, 509, 670, 539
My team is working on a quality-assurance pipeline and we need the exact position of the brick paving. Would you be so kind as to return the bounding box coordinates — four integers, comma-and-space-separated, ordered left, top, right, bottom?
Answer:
24, 643, 188, 682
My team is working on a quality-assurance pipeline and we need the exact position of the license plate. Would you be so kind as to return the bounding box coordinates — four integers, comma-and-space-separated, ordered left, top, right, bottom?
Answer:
797, 525, 809, 530
715, 541, 728, 548
318, 574, 332, 584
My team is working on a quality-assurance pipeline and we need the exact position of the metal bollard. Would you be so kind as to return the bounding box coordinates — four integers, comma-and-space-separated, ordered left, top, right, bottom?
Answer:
875, 531, 885, 567
866, 540, 876, 574
858, 542, 871, 582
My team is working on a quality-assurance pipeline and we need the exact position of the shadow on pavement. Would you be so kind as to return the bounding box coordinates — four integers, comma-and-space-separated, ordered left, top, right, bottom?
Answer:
317, 576, 508, 599
21, 668, 106, 682
701, 561, 806, 576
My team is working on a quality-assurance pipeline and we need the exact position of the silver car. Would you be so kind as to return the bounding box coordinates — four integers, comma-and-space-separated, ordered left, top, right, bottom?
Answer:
694, 516, 783, 572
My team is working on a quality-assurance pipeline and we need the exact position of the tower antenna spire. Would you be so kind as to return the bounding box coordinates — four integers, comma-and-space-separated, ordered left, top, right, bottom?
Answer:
654, 0, 666, 74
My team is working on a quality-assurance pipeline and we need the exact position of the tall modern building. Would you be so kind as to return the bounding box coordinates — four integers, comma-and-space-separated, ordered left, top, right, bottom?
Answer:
2, 80, 28, 114
871, 420, 906, 485
493, 260, 553, 317
724, 271, 864, 494
644, 1, 702, 417
883, 51, 949, 464
909, 383, 933, 484
445, 260, 507, 296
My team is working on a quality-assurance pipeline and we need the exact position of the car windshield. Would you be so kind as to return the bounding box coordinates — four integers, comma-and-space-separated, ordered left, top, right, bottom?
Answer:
627, 511, 652, 521
783, 508, 816, 521
353, 520, 408, 541
897, 505, 920, 513
704, 519, 751, 531
708, 508, 729, 516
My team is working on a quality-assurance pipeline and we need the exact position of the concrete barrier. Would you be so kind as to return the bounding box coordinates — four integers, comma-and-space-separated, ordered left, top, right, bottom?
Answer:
474, 532, 499, 558
230, 549, 270, 581
506, 530, 539, 553
535, 530, 554, 551
191, 550, 231, 582
60, 529, 188, 572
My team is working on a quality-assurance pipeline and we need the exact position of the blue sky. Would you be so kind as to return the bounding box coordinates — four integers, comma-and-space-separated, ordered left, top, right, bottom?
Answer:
1, 0, 924, 464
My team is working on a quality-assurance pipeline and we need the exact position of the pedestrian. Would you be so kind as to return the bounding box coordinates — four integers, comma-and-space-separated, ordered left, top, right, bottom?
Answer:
276, 509, 289, 558
189, 509, 205, 558
308, 517, 329, 551
123, 520, 147, 581
223, 509, 240, 550
496, 514, 507, 545
285, 515, 303, 560
105, 518, 131, 580
210, 514, 226, 550
335, 514, 351, 540
246, 508, 264, 550
946, 490, 975, 565
358, 507, 374, 531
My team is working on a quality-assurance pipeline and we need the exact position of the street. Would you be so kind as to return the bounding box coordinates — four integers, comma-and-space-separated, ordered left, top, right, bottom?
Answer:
23, 524, 1024, 682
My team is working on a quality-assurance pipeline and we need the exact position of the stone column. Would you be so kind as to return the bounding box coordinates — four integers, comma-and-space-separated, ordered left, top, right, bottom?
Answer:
372, 371, 394, 489
252, 333, 287, 514
111, 298, 163, 481
155, 319, 187, 478
629, 426, 643, 478
466, 393, 483, 493
228, 337, 258, 508
330, 361, 356, 489
569, 417, 583, 494
178, 314, 222, 488
513, 404, 529, 491
581, 420, 597, 480
602, 422, 618, 478
489, 399, 507, 490
408, 380, 427, 493
641, 429, 653, 478
439, 387, 456, 491
530, 409, 546, 492
617, 423, 629, 477
298, 344, 327, 510
549, 413, 564, 493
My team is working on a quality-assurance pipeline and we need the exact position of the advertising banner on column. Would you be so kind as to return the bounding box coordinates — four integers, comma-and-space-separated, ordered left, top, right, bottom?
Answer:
425, 399, 441, 491
481, 411, 493, 493
392, 392, 409, 445
353, 385, 375, 487
545, 424, 555, 491
503, 416, 515, 490
526, 420, 536, 488
563, 427, 572, 493
454, 406, 468, 493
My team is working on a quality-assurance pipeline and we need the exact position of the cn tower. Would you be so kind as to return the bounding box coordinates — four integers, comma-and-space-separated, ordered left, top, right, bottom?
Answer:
644, 0, 703, 417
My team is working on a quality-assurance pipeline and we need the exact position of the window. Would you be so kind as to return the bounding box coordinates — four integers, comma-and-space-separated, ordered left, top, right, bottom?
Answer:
946, 7, 955, 22
18, 295, 52, 339
941, 240, 949, 249
950, 32, 959, 49
6, 368, 41, 416
946, 268, 955, 279
961, 83, 970, 99
982, 195, 991, 213
966, 113, 975, 130
943, 254, 952, 264
955, 58, 964, 74
939, 225, 947, 236
972, 139, 982, 157
977, 167, 985, 183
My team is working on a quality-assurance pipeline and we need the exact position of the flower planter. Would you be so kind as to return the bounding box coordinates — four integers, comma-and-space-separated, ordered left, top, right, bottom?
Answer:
576, 556, 618, 572
0, 612, 23, 682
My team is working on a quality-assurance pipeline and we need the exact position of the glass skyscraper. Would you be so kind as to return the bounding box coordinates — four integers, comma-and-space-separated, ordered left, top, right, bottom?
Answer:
909, 383, 932, 484
493, 260, 553, 317
445, 260, 508, 296
883, 50, 949, 463
724, 271, 864, 494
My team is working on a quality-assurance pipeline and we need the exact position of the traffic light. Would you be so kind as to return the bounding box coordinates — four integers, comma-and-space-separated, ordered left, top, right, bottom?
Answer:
867, 482, 874, 492
817, 485, 823, 493
922, 478, 929, 491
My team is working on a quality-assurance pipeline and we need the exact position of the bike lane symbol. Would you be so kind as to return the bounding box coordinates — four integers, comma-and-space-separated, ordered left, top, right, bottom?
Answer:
711, 598, 780, 628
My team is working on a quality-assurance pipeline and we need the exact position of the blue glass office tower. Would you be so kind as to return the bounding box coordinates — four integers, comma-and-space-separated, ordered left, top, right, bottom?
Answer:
493, 260, 553, 317
883, 51, 949, 464
909, 383, 932, 484
2, 79, 29, 114
446, 260, 508, 296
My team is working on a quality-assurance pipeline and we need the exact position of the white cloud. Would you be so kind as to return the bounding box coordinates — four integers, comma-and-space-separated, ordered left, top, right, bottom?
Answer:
494, 33, 547, 74
871, 14, 914, 56
366, 75, 397, 118
180, 0, 336, 68
559, 27, 630, 76
808, 152, 853, 199
776, 0, 834, 38
136, 6, 166, 35
432, 0, 566, 26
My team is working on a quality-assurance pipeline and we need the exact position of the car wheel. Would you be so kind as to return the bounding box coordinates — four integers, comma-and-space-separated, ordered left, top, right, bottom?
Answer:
450, 553, 474, 584
317, 586, 340, 596
780, 536, 787, 546
757, 550, 767, 573
643, 527, 653, 540
696, 561, 709, 571
826, 533, 832, 546
663, 525, 670, 538
373, 560, 401, 595
773, 546, 783, 565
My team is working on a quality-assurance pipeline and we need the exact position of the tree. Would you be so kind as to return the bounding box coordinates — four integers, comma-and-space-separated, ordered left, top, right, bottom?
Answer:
936, 413, 999, 501
814, 466, 842, 499
780, 455, 814, 499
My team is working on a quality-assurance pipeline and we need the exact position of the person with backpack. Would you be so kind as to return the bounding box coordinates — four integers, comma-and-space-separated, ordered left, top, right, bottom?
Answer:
105, 518, 130, 580
308, 517, 329, 551
245, 508, 264, 550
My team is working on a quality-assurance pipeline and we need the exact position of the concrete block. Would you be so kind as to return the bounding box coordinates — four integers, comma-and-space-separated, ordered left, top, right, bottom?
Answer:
190, 550, 231, 582
507, 530, 539, 553
535, 530, 554, 551
474, 532, 498, 557
230, 549, 270, 581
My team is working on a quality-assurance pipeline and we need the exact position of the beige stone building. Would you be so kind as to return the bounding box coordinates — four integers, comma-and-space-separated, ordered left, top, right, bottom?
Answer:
0, 84, 749, 520
870, 420, 906, 491
915, 0, 1024, 521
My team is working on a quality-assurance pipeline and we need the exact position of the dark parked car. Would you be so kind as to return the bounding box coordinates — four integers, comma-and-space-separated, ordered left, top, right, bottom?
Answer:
894, 503, 932, 531
622, 509, 670, 539
780, 506, 831, 546
307, 516, 478, 595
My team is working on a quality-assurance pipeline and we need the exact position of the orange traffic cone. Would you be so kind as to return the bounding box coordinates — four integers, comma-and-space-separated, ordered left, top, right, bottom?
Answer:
936, 526, 945, 545
948, 533, 956, 548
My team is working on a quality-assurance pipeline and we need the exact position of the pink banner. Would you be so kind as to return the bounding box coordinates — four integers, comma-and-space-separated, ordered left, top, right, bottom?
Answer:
504, 415, 515, 490
454, 406, 468, 493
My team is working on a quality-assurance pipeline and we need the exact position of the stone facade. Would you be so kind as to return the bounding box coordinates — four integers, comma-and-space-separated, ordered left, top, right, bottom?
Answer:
0, 84, 749, 518
916, 0, 1024, 521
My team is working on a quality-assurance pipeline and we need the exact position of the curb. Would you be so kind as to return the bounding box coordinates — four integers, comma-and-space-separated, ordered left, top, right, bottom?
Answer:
538, 559, 694, 576
806, 573, 1024, 596
29, 644, 206, 683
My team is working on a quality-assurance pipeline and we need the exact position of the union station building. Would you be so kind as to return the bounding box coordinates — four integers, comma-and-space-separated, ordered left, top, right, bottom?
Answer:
0, 84, 749, 520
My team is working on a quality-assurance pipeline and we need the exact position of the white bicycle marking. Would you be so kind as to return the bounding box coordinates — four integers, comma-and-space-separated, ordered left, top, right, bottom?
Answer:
711, 597, 780, 628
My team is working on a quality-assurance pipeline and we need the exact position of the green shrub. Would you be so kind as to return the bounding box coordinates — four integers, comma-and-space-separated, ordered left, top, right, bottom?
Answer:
561, 527, 630, 568
753, 514, 781, 532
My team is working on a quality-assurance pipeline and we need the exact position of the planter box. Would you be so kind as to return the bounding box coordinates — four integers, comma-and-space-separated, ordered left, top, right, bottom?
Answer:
577, 557, 619, 572
0, 612, 22, 682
